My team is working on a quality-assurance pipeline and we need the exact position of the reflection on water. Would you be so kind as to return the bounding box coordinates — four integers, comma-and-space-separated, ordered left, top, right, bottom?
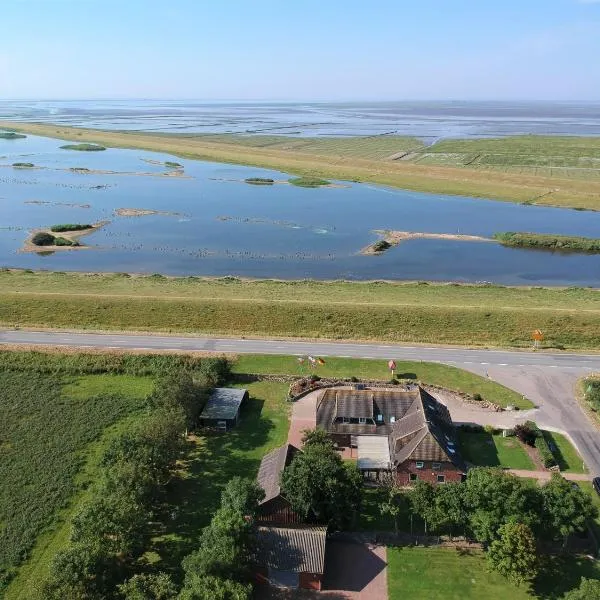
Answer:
1, 134, 600, 286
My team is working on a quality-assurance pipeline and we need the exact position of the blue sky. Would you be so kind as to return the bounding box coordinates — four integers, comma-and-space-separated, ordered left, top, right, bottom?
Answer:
2, 0, 600, 100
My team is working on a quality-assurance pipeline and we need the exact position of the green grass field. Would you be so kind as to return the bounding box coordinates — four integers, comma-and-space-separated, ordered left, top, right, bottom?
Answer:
387, 546, 600, 599
3, 270, 600, 351
2, 121, 600, 209
1, 371, 152, 598
232, 354, 530, 408
457, 431, 536, 470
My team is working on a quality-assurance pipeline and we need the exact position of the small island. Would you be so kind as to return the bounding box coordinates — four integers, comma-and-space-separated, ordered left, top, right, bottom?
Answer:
494, 232, 600, 253
361, 230, 491, 255
288, 176, 331, 188
0, 131, 26, 140
114, 207, 181, 217
23, 221, 108, 253
60, 143, 106, 152
12, 162, 35, 168
245, 177, 275, 185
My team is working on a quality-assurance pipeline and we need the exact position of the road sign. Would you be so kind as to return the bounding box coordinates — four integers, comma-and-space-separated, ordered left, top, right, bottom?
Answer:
532, 330, 544, 341
388, 360, 396, 371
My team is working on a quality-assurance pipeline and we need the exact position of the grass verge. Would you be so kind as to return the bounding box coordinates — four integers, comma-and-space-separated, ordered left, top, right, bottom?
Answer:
543, 431, 588, 474
2, 271, 600, 351
231, 354, 531, 408
2, 122, 600, 209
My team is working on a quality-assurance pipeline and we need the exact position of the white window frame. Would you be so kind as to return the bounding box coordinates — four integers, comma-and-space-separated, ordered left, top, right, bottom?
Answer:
376, 414, 384, 423
358, 417, 367, 424
415, 461, 425, 469
409, 473, 418, 482
432, 462, 442, 471
437, 474, 446, 484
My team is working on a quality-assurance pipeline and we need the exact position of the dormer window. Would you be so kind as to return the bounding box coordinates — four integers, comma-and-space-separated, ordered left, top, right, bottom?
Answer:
416, 461, 424, 469
359, 417, 366, 424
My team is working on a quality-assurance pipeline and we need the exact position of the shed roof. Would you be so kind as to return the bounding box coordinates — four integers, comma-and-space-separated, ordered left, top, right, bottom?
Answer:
200, 387, 247, 421
357, 436, 391, 470
256, 526, 327, 574
257, 444, 300, 504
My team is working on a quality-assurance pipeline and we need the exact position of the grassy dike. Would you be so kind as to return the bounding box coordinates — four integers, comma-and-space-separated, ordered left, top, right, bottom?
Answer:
2, 121, 600, 209
2, 270, 600, 350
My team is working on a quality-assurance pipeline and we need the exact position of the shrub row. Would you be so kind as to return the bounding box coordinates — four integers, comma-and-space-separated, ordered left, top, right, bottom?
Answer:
50, 223, 92, 232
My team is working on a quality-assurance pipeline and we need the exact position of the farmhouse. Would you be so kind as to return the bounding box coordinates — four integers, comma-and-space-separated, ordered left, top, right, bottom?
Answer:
256, 443, 302, 525
199, 387, 248, 431
255, 525, 327, 591
316, 385, 466, 484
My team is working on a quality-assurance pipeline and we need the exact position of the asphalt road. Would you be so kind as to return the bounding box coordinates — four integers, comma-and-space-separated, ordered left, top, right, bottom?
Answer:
2, 328, 599, 474
2, 329, 600, 370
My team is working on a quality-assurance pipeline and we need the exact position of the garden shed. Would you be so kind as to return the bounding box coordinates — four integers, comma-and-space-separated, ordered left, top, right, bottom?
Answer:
199, 387, 248, 431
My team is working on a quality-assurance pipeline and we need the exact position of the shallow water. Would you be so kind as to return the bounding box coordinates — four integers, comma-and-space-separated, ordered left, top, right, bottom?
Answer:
2, 100, 600, 140
1, 134, 600, 286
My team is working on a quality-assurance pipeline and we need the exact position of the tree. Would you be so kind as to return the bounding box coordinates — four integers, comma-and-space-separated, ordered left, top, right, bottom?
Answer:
178, 575, 251, 600
563, 577, 600, 600
463, 468, 542, 544
487, 522, 538, 586
408, 481, 436, 534
220, 476, 265, 516
433, 482, 468, 538
42, 541, 119, 600
380, 484, 410, 534
541, 474, 597, 547
301, 427, 335, 450
118, 573, 177, 600
281, 432, 363, 529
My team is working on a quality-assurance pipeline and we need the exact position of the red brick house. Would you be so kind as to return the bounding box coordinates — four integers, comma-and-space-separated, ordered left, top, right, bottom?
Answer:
316, 386, 466, 484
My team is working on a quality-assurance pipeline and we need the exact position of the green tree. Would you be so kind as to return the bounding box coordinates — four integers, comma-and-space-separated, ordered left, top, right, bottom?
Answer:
301, 427, 335, 449
563, 577, 600, 600
541, 474, 598, 547
281, 433, 363, 529
42, 541, 118, 600
463, 467, 541, 544
380, 484, 410, 534
220, 476, 265, 516
178, 575, 251, 600
118, 572, 178, 599
433, 482, 468, 538
487, 522, 538, 586
408, 481, 436, 534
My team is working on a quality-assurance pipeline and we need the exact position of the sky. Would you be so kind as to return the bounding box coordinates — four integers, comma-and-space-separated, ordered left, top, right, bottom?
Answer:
1, 0, 600, 101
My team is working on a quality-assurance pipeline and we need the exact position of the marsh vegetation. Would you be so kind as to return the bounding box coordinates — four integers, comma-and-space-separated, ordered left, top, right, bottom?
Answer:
59, 143, 106, 152
494, 232, 600, 253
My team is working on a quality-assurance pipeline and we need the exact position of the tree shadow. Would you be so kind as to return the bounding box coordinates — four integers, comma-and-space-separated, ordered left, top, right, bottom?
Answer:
532, 554, 599, 599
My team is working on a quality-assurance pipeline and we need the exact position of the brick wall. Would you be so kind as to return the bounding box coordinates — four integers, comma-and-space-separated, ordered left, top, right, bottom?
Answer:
299, 572, 323, 590
395, 460, 464, 486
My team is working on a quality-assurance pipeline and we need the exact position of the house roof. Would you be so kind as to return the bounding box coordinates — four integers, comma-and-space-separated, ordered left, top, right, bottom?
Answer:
257, 444, 300, 504
256, 526, 327, 574
317, 386, 466, 472
357, 436, 391, 470
199, 387, 247, 421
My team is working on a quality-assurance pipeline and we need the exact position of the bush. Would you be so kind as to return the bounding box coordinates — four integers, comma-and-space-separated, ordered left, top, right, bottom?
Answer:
389, 378, 399, 385
50, 223, 92, 232
349, 376, 359, 383
372, 240, 391, 252
245, 177, 274, 185
514, 422, 540, 447
472, 393, 483, 401
309, 374, 321, 383
288, 176, 331, 188
484, 424, 498, 435
31, 232, 56, 246
12, 162, 34, 168
536, 434, 557, 468
60, 143, 106, 151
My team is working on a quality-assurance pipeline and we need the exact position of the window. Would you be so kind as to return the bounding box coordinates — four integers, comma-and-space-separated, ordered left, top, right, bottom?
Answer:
437, 475, 446, 483
409, 473, 418, 482
342, 417, 350, 424
376, 414, 383, 423
358, 417, 367, 424
432, 462, 442, 471
390, 416, 396, 423
415, 461, 424, 469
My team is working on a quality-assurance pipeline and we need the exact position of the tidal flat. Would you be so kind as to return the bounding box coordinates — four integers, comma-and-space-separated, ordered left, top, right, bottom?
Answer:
2, 132, 600, 286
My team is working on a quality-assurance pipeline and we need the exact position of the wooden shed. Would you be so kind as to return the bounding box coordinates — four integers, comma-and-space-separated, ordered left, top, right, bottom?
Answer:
199, 387, 248, 431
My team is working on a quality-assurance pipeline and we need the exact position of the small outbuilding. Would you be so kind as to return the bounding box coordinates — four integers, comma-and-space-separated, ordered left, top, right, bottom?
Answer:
255, 525, 327, 590
199, 387, 248, 431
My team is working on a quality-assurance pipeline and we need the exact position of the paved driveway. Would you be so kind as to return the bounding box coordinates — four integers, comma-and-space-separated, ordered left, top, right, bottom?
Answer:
288, 389, 320, 448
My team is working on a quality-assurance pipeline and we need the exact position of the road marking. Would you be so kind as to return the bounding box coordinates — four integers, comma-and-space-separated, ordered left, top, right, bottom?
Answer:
498, 363, 508, 366
480, 362, 489, 365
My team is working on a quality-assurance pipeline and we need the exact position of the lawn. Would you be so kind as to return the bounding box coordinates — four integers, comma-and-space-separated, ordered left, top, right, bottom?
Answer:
3, 121, 600, 209
148, 380, 291, 574
458, 430, 535, 469
232, 354, 531, 409
543, 431, 588, 474
387, 546, 600, 599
